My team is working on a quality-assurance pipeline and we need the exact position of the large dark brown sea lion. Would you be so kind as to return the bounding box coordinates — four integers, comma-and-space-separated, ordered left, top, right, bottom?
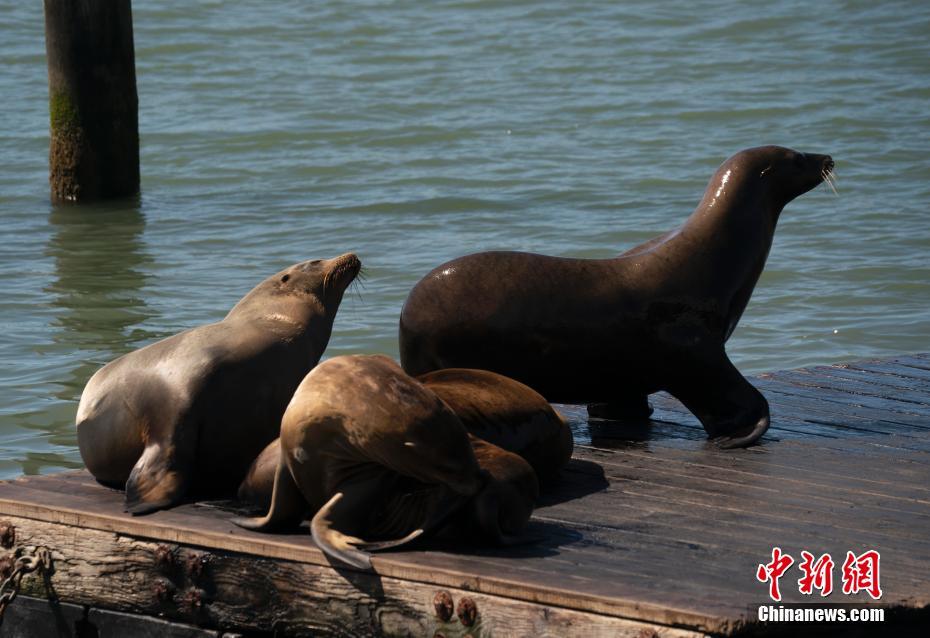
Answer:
399, 146, 835, 448
76, 253, 361, 514
238, 367, 571, 509
234, 355, 538, 569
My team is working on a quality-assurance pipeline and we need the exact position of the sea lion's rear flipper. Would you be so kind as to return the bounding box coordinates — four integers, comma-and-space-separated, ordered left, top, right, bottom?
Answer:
233, 459, 307, 532
311, 481, 469, 570
670, 354, 770, 449
125, 444, 190, 515
310, 492, 377, 570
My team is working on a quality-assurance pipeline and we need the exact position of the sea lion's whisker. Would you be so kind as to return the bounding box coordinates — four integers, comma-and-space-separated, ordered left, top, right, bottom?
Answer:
821, 168, 838, 195
351, 278, 365, 301
823, 169, 838, 196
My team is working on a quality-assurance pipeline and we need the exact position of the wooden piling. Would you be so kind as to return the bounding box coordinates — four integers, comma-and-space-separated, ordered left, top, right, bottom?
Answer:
44, 0, 140, 203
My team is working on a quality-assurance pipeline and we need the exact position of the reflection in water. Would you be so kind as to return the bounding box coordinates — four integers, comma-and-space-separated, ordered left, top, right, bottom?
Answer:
46, 199, 153, 380
11, 199, 154, 476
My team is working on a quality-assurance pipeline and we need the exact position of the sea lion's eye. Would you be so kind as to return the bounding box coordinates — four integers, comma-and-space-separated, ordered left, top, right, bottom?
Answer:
759, 165, 772, 178
281, 274, 290, 283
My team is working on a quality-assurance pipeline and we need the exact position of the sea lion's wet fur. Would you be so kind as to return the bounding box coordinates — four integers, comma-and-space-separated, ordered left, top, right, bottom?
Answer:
234, 355, 540, 569
76, 254, 361, 514
399, 146, 834, 448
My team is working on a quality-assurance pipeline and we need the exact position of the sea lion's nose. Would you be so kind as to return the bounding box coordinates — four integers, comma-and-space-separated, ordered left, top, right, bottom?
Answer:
823, 156, 834, 172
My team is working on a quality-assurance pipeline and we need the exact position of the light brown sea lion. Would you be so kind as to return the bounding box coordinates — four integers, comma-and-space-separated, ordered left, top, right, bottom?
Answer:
399, 146, 835, 448
237, 367, 571, 510
233, 355, 538, 569
76, 253, 361, 514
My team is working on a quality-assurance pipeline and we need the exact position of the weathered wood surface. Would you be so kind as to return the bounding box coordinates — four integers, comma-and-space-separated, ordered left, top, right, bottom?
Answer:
2, 513, 698, 638
2, 353, 930, 636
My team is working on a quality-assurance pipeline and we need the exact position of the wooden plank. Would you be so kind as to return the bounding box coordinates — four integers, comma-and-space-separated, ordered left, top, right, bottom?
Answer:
600, 438, 930, 495
0, 481, 726, 630
897, 353, 930, 370
0, 475, 762, 625
848, 360, 930, 382
549, 476, 930, 559
536, 486, 930, 570
755, 377, 930, 420
579, 445, 930, 511
766, 401, 930, 445
755, 383, 930, 428
7, 454, 928, 612
4, 515, 705, 638
800, 364, 930, 399
768, 369, 930, 410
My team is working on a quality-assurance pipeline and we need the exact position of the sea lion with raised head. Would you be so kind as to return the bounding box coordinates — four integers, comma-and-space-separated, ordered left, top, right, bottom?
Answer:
76, 253, 361, 514
234, 355, 538, 569
399, 146, 835, 448
238, 367, 571, 510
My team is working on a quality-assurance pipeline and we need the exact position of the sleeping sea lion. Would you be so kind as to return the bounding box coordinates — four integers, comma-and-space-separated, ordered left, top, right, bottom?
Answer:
238, 367, 571, 509
233, 355, 538, 569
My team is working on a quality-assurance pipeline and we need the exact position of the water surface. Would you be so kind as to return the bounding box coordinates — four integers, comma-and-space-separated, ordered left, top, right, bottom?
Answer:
2, 1, 929, 477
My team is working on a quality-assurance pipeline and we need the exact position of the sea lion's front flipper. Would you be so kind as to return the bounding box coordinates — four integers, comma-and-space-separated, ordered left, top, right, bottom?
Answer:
670, 354, 770, 449
233, 458, 307, 532
125, 443, 190, 515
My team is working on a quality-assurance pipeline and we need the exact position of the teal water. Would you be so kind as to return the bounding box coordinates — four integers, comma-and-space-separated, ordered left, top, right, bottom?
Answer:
1, 1, 929, 478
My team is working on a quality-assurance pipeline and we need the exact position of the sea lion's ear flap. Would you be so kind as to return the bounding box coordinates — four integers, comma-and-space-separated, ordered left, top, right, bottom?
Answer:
125, 444, 188, 515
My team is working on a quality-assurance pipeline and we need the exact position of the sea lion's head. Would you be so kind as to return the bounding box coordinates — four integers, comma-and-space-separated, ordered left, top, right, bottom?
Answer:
721, 146, 835, 214
279, 252, 362, 307
227, 252, 361, 324
467, 438, 539, 544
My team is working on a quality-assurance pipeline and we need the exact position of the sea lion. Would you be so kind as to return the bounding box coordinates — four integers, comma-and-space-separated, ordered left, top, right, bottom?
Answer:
237, 367, 571, 510
234, 355, 538, 569
238, 438, 279, 510
399, 146, 835, 448
417, 368, 573, 484
443, 435, 538, 546
76, 253, 361, 514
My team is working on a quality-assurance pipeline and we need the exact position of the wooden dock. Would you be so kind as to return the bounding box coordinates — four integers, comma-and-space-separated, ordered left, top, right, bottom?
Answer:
1, 354, 929, 637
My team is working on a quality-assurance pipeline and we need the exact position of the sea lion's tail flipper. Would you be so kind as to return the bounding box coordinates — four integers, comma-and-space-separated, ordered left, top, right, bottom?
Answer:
125, 444, 189, 515
233, 460, 307, 532
670, 354, 770, 449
